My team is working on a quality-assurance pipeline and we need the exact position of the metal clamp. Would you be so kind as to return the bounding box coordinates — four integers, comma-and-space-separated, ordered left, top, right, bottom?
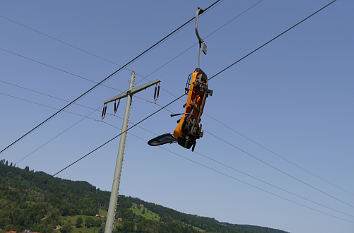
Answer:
195, 7, 207, 68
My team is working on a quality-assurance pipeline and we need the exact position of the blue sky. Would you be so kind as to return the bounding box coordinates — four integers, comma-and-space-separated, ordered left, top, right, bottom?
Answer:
1, 0, 354, 232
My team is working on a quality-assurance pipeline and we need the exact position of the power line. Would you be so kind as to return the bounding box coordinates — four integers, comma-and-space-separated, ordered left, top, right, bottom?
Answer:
208, 0, 337, 81
205, 113, 354, 197
3, 88, 353, 223
52, 0, 338, 189
192, 150, 354, 219
155, 0, 352, 208
135, 0, 266, 85
110, 120, 354, 220
206, 129, 354, 210
31, 1, 354, 226
7, 0, 350, 216
0, 92, 99, 120
117, 120, 354, 220
4, 94, 350, 225
0, 89, 136, 166
48, 0, 353, 222
0, 15, 132, 68
161, 146, 354, 224
4, 1, 348, 224
0, 49, 155, 104
0, 47, 113, 86
0, 0, 261, 107
42, 99, 354, 223
132, 0, 350, 204
1, 0, 259, 164
134, 0, 354, 205
0, 1, 222, 71
52, 93, 186, 176
0, 78, 155, 112
0, 79, 170, 165
52, 0, 337, 179
0, 0, 222, 156
124, 129, 354, 224
16, 107, 100, 165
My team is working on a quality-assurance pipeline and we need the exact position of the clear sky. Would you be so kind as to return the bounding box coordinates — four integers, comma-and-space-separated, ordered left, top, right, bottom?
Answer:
1, 0, 354, 232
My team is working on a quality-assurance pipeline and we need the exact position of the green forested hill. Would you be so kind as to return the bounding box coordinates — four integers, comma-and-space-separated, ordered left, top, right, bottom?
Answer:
0, 160, 287, 233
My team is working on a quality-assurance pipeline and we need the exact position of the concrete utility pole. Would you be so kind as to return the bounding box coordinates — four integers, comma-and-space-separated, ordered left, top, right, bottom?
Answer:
104, 71, 161, 233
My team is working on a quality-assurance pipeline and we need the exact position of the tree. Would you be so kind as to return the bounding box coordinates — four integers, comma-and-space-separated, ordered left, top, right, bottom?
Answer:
76, 216, 83, 228
85, 217, 96, 228
60, 221, 73, 233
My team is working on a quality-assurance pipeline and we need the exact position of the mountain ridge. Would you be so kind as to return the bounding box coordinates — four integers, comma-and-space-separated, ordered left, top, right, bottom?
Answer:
0, 160, 287, 233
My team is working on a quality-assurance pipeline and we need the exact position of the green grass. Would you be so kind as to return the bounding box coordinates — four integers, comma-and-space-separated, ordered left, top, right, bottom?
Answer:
56, 215, 104, 233
51, 206, 160, 233
99, 209, 107, 217
71, 227, 101, 233
191, 225, 206, 232
130, 203, 160, 221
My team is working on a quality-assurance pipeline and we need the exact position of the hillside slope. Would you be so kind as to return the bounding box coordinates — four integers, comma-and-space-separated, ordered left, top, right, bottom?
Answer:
0, 160, 287, 233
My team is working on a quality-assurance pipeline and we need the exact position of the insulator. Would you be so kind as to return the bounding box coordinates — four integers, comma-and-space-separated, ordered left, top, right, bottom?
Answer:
101, 105, 107, 119
154, 85, 157, 100
157, 84, 160, 99
114, 99, 120, 114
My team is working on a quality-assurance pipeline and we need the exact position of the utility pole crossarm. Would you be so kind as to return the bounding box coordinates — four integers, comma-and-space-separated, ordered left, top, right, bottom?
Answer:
104, 79, 161, 105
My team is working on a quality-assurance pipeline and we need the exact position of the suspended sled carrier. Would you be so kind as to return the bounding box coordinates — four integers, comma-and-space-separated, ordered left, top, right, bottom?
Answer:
148, 7, 213, 151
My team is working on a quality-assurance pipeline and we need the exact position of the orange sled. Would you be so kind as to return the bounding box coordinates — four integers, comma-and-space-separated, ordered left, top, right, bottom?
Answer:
148, 68, 212, 151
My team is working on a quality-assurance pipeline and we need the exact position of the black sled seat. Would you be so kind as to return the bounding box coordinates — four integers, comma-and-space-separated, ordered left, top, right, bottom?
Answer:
148, 133, 176, 146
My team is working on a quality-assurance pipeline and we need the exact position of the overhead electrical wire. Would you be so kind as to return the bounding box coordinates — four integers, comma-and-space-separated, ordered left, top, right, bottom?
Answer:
208, 0, 336, 80
52, 0, 337, 179
15, 107, 100, 165
0, 0, 263, 162
0, 92, 100, 120
7, 0, 351, 216
0, 0, 223, 74
132, 0, 354, 203
2, 0, 349, 224
0, 78, 156, 114
206, 129, 354, 210
192, 150, 354, 219
127, 122, 354, 220
4, 0, 343, 210
205, 113, 354, 197
0, 15, 133, 69
0, 0, 223, 156
0, 0, 260, 166
0, 47, 113, 86
3, 87, 353, 223
123, 129, 354, 224
135, 0, 266, 85
137, 0, 353, 205
52, 93, 186, 177
83, 113, 354, 223
0, 88, 126, 165
125, 0, 351, 207
3, 88, 351, 224
161, 150, 354, 224
0, 48, 159, 104
3, 0, 348, 219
